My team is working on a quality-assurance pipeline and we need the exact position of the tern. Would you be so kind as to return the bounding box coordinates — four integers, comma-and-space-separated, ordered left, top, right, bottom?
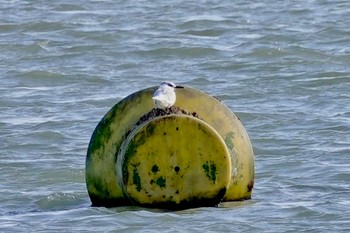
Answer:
152, 81, 177, 108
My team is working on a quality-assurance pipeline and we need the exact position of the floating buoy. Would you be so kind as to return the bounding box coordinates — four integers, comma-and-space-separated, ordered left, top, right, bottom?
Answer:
86, 86, 254, 209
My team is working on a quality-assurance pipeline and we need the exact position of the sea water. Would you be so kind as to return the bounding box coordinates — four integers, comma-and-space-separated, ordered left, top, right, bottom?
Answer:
0, 1, 349, 232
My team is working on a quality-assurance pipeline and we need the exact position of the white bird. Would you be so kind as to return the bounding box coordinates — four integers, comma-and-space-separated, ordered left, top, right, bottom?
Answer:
152, 81, 177, 108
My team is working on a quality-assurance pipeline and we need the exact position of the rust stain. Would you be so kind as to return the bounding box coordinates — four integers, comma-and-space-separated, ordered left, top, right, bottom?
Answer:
247, 180, 254, 192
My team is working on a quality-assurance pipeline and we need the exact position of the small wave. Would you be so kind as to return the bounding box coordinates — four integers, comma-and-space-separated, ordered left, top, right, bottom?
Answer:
36, 192, 88, 211
180, 29, 226, 38
134, 47, 223, 58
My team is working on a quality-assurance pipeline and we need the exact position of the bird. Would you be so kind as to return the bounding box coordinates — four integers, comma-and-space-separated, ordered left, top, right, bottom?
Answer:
152, 81, 177, 108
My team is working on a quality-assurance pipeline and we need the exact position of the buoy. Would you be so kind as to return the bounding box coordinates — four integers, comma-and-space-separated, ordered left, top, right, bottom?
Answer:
85, 86, 254, 208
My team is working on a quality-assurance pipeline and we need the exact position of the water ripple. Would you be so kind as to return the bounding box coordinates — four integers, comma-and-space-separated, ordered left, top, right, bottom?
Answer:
1, 0, 350, 232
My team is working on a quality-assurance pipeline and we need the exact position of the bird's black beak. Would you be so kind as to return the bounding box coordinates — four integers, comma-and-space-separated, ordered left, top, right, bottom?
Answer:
175, 85, 184, 89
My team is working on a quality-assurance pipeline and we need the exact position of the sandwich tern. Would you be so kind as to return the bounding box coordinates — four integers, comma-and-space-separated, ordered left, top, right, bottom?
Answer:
152, 81, 177, 108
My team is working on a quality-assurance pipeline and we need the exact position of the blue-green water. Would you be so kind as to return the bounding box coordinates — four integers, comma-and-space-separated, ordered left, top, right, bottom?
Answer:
1, 1, 349, 232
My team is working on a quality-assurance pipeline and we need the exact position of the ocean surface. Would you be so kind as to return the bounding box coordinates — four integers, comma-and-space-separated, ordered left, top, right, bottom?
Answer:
1, 0, 349, 232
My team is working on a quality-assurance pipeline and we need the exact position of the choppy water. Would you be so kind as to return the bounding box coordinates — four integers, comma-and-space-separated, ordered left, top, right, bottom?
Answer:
1, 0, 350, 232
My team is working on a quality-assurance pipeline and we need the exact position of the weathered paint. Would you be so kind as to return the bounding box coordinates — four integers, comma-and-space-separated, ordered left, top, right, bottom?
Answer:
202, 161, 217, 184
156, 176, 166, 188
132, 168, 142, 192
224, 131, 235, 151
151, 165, 159, 174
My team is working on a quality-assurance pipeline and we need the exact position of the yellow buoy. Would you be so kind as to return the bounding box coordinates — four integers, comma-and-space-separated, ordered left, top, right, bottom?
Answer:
116, 114, 231, 209
85, 86, 254, 207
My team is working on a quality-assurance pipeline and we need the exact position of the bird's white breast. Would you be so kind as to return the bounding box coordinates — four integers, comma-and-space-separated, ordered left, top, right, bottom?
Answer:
152, 84, 176, 108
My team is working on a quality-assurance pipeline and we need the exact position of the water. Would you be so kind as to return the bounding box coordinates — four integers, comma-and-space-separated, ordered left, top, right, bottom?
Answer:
1, 0, 350, 232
